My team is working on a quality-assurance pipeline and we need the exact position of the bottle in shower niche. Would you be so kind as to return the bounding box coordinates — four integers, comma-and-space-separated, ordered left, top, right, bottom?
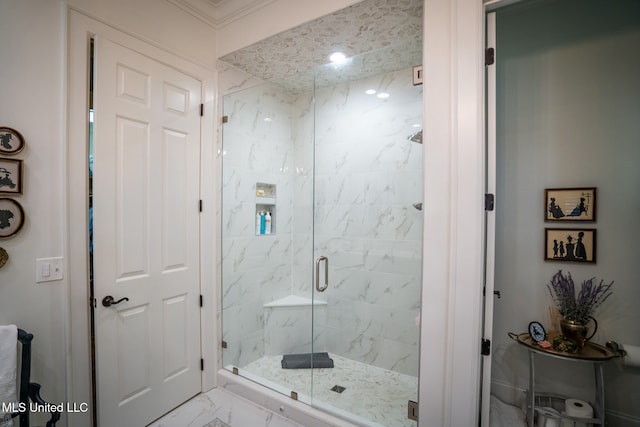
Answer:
260, 211, 266, 235
265, 212, 272, 234
256, 211, 263, 235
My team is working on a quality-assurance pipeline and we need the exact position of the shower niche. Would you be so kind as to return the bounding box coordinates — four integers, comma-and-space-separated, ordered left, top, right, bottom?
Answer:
255, 182, 275, 235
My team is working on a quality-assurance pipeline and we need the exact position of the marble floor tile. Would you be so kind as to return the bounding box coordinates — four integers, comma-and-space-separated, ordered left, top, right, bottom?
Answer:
149, 388, 304, 427
153, 354, 418, 427
238, 353, 418, 427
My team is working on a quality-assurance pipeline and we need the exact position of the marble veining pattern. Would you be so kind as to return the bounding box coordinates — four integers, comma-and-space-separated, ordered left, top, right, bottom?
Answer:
238, 353, 418, 427
149, 388, 304, 427
221, 64, 422, 376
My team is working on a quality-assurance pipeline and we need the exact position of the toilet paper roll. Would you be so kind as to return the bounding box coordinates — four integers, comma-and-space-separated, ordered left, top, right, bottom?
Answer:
565, 398, 593, 419
537, 407, 560, 427
623, 344, 640, 368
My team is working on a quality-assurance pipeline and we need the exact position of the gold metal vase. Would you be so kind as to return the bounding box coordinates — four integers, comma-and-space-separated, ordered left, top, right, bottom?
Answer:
560, 317, 597, 349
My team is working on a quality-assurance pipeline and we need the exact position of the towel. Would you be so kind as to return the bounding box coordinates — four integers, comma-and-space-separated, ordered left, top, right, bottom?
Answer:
0, 325, 17, 419
281, 352, 334, 369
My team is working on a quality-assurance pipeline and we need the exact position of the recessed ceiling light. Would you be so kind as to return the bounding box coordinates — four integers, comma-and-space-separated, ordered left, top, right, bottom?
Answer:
329, 52, 347, 64
377, 92, 390, 99
365, 89, 377, 95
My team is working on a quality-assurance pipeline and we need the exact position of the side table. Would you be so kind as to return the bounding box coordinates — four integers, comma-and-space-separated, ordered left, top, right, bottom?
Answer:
509, 332, 623, 427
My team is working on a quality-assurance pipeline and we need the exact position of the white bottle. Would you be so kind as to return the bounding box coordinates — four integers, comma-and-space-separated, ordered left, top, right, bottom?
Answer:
265, 212, 272, 234
256, 211, 262, 235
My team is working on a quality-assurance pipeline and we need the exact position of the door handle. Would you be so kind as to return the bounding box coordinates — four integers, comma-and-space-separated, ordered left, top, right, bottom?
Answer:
315, 256, 328, 292
102, 295, 130, 307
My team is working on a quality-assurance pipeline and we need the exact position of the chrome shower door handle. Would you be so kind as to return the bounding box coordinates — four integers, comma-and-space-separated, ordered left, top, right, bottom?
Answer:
315, 256, 328, 292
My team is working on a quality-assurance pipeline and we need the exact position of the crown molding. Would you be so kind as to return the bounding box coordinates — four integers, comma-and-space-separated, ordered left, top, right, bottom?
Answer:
166, 0, 276, 29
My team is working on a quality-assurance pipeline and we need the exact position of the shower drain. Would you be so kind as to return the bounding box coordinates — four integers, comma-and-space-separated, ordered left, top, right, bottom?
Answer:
330, 385, 346, 393
204, 419, 230, 427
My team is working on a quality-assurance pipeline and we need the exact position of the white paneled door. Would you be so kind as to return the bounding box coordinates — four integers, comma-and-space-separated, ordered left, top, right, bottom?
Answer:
92, 37, 202, 427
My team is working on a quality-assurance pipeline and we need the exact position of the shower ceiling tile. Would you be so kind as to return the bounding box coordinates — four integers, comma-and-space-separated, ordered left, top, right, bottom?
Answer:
218, 0, 423, 85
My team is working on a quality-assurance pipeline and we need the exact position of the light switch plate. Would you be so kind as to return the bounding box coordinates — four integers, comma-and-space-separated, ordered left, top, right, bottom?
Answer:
36, 257, 64, 283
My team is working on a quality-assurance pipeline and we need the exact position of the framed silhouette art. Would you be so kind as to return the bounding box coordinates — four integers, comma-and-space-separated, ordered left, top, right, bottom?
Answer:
545, 187, 596, 222
0, 127, 25, 155
0, 198, 25, 238
0, 158, 23, 195
545, 228, 596, 263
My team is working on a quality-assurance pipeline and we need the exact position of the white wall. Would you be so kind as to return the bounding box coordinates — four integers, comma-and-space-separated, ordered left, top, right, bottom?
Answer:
0, 3, 67, 426
68, 0, 217, 69
492, 0, 640, 424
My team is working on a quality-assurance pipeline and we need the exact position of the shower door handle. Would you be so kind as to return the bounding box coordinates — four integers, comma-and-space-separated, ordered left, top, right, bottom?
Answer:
315, 256, 328, 292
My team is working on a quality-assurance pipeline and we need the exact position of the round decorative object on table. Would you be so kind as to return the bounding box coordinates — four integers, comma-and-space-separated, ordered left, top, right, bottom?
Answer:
0, 247, 8, 268
528, 321, 547, 343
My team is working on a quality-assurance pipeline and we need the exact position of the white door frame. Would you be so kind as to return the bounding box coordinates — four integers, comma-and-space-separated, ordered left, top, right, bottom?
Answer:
419, 0, 528, 425
481, 11, 497, 427
419, 0, 485, 425
66, 9, 217, 426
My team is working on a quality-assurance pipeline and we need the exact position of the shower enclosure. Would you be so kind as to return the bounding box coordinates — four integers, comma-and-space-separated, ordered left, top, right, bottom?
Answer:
220, 43, 423, 426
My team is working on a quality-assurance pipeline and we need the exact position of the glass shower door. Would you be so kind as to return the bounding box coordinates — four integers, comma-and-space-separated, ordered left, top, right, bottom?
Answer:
310, 49, 423, 426
220, 72, 317, 402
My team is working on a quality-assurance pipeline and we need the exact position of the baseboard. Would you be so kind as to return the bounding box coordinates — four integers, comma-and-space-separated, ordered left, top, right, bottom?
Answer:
606, 410, 640, 427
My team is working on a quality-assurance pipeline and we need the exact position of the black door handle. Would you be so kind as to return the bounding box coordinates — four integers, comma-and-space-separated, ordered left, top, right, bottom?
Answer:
102, 295, 130, 307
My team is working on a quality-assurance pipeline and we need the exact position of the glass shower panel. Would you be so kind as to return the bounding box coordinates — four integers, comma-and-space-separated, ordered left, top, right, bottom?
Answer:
221, 42, 422, 426
311, 45, 423, 426
220, 71, 317, 400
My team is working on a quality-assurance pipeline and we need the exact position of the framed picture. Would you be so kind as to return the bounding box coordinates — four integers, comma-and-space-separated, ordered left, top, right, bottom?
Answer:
545, 187, 596, 222
545, 228, 596, 263
0, 198, 25, 238
0, 127, 25, 155
0, 158, 23, 195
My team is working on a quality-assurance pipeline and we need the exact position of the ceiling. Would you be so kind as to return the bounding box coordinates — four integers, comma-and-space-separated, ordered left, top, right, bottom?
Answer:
217, 0, 423, 85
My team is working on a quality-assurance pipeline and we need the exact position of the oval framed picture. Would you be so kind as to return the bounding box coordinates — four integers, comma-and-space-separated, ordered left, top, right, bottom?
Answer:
0, 198, 25, 238
0, 127, 26, 155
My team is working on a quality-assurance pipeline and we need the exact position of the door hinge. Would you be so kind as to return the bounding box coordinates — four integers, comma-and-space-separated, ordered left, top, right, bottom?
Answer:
482, 339, 491, 356
222, 115, 228, 123
200, 358, 204, 371
408, 400, 418, 421
485, 47, 495, 66
412, 65, 423, 86
200, 103, 204, 116
485, 193, 495, 211
199, 294, 203, 307
221, 340, 228, 349
199, 199, 203, 212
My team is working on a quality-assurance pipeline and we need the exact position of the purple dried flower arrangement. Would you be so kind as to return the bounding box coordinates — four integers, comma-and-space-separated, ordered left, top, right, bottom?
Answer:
547, 270, 614, 324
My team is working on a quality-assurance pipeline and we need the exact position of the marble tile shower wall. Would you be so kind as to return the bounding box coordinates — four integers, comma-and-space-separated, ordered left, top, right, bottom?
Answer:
221, 65, 422, 376
312, 68, 422, 376
222, 80, 302, 367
